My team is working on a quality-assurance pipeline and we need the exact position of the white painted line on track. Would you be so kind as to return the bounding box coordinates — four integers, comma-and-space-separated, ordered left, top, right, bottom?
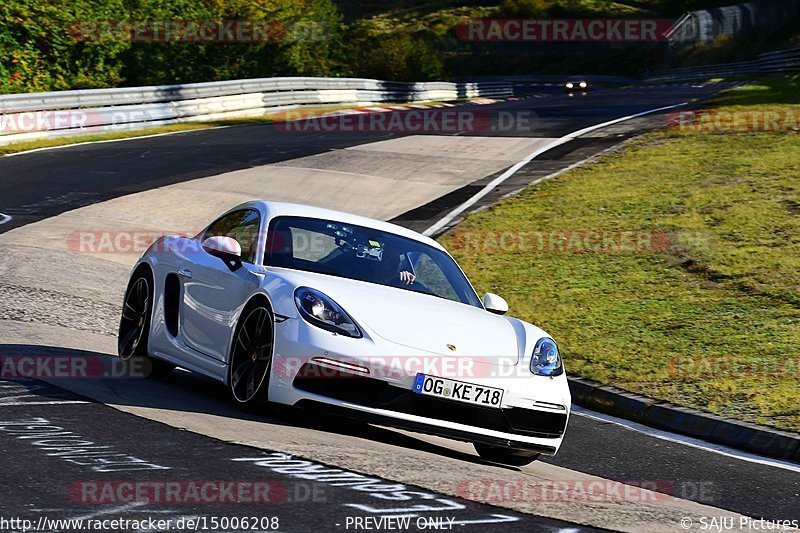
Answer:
0, 400, 88, 406
328, 109, 366, 115
491, 132, 646, 205
0, 213, 11, 225
573, 406, 800, 474
423, 102, 688, 236
68, 502, 148, 521
451, 515, 520, 526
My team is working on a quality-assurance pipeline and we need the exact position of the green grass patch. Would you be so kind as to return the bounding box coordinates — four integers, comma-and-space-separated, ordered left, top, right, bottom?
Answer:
441, 76, 800, 432
711, 75, 800, 107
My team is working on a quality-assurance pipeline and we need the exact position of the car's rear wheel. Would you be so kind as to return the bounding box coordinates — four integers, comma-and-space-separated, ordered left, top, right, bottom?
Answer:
118, 267, 174, 376
474, 443, 540, 467
228, 301, 274, 410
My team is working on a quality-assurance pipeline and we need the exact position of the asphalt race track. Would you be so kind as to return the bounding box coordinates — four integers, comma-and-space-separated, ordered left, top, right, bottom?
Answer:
1, 84, 798, 532
1, 84, 708, 233
0, 378, 584, 532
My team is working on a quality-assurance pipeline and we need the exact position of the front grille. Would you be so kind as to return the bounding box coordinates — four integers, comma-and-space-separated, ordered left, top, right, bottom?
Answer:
293, 362, 567, 438
386, 392, 511, 433
292, 365, 403, 407
506, 407, 568, 437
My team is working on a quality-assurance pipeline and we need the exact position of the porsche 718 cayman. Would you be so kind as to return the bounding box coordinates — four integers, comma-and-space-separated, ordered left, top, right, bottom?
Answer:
118, 201, 571, 466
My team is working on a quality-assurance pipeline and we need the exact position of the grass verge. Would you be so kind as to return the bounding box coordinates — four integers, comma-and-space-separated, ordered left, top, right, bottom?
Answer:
441, 75, 800, 432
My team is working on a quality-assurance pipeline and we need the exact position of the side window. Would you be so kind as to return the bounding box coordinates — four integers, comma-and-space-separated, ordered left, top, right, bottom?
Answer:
204, 209, 261, 263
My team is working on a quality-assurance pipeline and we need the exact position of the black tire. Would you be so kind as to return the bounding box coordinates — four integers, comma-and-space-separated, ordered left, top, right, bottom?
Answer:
228, 300, 274, 411
118, 267, 174, 377
474, 443, 540, 467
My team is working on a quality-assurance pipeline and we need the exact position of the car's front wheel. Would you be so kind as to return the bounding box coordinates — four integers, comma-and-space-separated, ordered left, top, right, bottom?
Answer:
228, 301, 274, 410
474, 443, 540, 467
118, 267, 174, 376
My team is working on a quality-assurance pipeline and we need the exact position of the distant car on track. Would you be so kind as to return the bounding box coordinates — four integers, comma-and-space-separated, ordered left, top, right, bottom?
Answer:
565, 80, 589, 93
118, 201, 571, 465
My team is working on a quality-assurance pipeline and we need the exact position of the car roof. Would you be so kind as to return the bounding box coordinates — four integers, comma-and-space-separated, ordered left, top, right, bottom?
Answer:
231, 200, 447, 251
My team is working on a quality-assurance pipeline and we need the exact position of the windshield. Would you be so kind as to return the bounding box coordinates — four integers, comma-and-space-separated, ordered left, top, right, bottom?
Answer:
264, 216, 482, 308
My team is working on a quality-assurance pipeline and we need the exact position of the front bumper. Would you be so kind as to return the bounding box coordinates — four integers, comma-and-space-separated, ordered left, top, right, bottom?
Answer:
296, 399, 558, 454
293, 363, 565, 453
268, 317, 570, 455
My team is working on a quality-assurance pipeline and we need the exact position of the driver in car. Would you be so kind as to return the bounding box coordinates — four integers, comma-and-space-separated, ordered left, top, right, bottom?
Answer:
376, 249, 416, 286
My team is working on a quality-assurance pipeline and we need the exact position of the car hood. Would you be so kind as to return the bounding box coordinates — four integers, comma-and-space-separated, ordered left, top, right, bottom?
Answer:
276, 270, 520, 366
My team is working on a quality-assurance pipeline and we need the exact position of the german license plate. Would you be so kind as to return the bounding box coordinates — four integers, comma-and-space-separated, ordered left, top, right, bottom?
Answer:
413, 374, 503, 408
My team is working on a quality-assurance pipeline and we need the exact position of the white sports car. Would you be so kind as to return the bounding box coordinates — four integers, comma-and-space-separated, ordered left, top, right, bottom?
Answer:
118, 200, 570, 465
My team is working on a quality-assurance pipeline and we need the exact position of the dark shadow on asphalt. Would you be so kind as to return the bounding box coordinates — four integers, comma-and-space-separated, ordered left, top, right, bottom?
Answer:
0, 344, 521, 472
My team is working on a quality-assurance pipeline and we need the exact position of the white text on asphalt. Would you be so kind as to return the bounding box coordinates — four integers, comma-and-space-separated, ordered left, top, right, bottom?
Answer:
0, 417, 170, 471
0, 380, 88, 406
234, 453, 518, 525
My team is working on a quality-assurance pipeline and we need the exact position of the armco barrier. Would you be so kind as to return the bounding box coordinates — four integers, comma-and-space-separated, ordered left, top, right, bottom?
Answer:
644, 46, 800, 83
0, 77, 512, 145
665, 0, 798, 46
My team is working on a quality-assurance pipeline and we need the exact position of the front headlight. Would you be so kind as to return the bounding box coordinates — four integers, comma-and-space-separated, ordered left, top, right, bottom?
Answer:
579, 81, 588, 89
565, 82, 574, 89
294, 287, 362, 338
530, 338, 562, 376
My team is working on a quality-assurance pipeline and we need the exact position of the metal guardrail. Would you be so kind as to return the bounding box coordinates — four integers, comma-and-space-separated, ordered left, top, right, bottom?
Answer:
665, 0, 798, 46
458, 75, 639, 85
0, 77, 512, 145
758, 47, 800, 73
644, 46, 800, 82
663, 13, 692, 42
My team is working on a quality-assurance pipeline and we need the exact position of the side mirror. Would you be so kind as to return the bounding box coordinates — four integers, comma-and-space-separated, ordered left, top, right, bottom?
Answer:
483, 293, 508, 315
202, 236, 243, 271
